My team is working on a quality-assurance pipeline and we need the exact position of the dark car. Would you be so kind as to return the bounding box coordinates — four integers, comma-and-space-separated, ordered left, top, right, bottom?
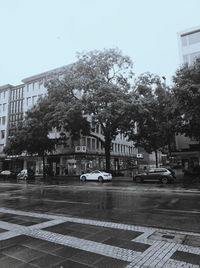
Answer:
133, 168, 175, 184
0, 170, 17, 179
166, 168, 176, 179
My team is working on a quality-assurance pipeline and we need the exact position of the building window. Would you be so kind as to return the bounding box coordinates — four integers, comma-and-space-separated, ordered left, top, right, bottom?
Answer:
92, 139, 95, 150
38, 79, 43, 88
190, 52, 200, 64
2, 116, 6, 125
32, 95, 37, 105
87, 137, 91, 149
1, 130, 5, 139
181, 35, 188, 47
0, 144, 4, 152
188, 31, 200, 45
27, 97, 31, 106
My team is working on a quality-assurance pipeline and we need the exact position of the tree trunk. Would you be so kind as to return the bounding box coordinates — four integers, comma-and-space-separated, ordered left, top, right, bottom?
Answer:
42, 153, 46, 179
155, 150, 158, 167
168, 134, 171, 158
104, 136, 111, 172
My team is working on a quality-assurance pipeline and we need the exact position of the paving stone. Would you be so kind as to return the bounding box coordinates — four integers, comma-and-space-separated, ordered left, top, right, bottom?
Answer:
53, 259, 92, 268
0, 235, 30, 249
85, 232, 112, 242
53, 246, 84, 258
21, 237, 46, 248
0, 255, 25, 268
68, 230, 92, 238
171, 250, 200, 266
0, 207, 200, 268
36, 241, 64, 253
94, 256, 129, 268
121, 241, 150, 252
1, 244, 28, 256
70, 251, 104, 265
184, 235, 200, 247
18, 263, 39, 268
29, 253, 65, 267
7, 247, 44, 262
103, 237, 128, 247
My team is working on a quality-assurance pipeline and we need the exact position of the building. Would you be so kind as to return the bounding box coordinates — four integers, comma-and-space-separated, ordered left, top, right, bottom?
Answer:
173, 26, 200, 170
178, 26, 200, 65
0, 66, 138, 176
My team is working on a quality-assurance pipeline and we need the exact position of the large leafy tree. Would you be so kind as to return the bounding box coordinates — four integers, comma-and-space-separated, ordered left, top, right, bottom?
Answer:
124, 73, 177, 167
4, 104, 55, 179
173, 58, 200, 145
44, 48, 134, 171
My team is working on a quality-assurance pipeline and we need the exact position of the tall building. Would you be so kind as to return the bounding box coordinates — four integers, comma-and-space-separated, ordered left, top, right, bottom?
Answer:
0, 66, 138, 175
174, 26, 200, 170
178, 26, 200, 65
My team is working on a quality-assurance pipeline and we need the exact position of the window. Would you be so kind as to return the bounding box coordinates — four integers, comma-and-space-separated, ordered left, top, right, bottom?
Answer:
188, 31, 200, 45
2, 116, 6, 125
32, 95, 37, 105
38, 79, 43, 88
0, 144, 4, 152
87, 137, 91, 149
1, 130, 5, 139
27, 97, 31, 106
3, 103, 6, 112
183, 55, 189, 64
181, 35, 188, 47
92, 139, 95, 149
190, 52, 200, 64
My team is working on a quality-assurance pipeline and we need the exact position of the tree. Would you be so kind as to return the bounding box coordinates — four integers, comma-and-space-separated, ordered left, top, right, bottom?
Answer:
4, 104, 55, 179
173, 58, 200, 144
44, 49, 133, 171
124, 73, 177, 167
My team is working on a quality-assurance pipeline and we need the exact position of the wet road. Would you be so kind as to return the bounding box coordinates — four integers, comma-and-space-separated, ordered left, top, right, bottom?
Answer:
0, 178, 200, 234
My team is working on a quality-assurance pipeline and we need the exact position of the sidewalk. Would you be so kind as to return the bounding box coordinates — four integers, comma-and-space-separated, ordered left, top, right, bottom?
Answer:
0, 207, 199, 267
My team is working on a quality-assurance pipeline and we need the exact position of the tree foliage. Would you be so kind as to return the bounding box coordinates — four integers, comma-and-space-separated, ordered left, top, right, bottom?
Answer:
125, 73, 177, 166
43, 48, 134, 171
173, 58, 200, 143
4, 105, 56, 178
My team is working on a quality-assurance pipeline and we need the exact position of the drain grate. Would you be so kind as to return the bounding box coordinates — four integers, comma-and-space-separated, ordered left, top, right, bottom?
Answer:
148, 231, 185, 244
162, 235, 175, 239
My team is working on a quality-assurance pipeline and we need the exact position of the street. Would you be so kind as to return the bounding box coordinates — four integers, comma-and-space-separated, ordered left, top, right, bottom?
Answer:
0, 178, 199, 267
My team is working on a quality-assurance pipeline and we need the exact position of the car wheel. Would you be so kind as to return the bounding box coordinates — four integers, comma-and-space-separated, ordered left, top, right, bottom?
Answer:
98, 176, 104, 182
135, 176, 143, 183
81, 176, 86, 181
161, 177, 168, 184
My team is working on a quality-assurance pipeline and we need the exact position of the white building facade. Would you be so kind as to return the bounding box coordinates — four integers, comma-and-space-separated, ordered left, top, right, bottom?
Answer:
174, 26, 200, 170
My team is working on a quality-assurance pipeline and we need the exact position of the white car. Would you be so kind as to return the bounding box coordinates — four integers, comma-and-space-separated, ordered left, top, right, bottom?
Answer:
80, 170, 112, 182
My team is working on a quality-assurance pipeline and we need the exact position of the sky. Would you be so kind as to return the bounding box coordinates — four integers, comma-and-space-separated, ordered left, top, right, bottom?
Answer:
0, 0, 200, 86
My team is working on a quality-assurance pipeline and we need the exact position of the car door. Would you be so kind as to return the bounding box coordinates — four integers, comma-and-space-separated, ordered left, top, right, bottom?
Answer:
87, 171, 99, 180
146, 169, 158, 181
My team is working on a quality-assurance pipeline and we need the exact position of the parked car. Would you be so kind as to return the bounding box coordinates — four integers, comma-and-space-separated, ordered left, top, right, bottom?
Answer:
0, 170, 17, 179
133, 168, 175, 184
17, 169, 35, 180
165, 168, 176, 179
80, 170, 112, 182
